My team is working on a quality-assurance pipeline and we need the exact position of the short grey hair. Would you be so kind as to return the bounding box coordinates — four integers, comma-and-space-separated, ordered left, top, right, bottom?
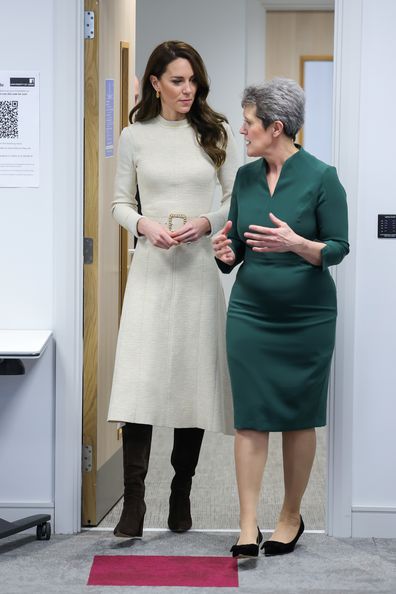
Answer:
242, 78, 305, 140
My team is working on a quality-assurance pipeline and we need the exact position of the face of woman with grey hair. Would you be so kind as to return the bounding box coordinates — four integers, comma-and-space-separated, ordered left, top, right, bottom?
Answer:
240, 105, 283, 158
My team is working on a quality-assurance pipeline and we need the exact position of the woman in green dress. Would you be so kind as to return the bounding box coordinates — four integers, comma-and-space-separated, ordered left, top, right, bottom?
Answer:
213, 78, 349, 558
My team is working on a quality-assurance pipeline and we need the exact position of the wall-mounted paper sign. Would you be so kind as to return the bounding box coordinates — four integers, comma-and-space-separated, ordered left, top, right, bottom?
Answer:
0, 71, 39, 187
105, 79, 114, 158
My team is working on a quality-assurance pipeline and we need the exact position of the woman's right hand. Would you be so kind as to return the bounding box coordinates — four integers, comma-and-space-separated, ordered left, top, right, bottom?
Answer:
137, 217, 179, 249
212, 221, 236, 265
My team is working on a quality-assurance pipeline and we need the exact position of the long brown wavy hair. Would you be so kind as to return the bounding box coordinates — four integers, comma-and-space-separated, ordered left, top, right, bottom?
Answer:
130, 41, 228, 168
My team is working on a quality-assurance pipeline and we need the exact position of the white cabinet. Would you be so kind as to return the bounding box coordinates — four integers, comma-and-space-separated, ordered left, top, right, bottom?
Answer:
0, 331, 54, 524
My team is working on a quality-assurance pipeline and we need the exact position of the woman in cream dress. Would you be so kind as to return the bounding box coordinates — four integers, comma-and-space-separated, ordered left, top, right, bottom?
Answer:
108, 41, 239, 538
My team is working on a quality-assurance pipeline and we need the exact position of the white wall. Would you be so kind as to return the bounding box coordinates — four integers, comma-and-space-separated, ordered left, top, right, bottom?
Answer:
332, 0, 396, 537
0, 0, 55, 525
137, 0, 244, 156
0, 0, 84, 534
0, 2, 54, 328
136, 0, 265, 152
339, 0, 396, 537
353, 0, 396, 507
303, 60, 333, 163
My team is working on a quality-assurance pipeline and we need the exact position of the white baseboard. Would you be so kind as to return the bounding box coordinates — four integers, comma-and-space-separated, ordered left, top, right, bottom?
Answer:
0, 503, 54, 523
352, 507, 396, 538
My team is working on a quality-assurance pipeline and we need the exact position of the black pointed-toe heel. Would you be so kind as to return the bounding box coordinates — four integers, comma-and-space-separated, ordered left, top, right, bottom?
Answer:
261, 516, 304, 556
230, 527, 263, 558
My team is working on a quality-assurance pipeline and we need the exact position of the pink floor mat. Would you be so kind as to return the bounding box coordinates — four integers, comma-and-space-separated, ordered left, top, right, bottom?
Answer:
87, 555, 239, 587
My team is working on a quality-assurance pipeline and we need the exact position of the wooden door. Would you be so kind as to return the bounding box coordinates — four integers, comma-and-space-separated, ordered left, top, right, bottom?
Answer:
119, 41, 130, 317
82, 0, 135, 526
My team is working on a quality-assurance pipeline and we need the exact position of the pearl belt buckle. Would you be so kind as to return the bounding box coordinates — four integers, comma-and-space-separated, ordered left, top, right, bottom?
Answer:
168, 213, 187, 231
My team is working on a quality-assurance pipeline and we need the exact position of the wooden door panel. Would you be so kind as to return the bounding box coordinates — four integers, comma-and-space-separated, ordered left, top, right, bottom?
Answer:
83, 0, 135, 527
83, 0, 100, 526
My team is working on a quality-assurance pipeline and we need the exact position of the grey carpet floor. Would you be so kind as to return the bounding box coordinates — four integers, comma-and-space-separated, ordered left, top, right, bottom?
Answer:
100, 427, 326, 531
1, 529, 395, 593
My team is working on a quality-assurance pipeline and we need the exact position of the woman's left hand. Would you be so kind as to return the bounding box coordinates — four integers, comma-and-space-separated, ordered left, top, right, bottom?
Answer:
244, 212, 302, 253
170, 217, 211, 244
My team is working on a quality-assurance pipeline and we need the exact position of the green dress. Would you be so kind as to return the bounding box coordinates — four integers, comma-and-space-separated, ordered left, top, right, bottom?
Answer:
218, 148, 349, 431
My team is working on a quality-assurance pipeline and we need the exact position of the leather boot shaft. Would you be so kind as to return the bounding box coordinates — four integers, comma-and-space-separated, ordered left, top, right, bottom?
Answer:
168, 427, 204, 532
114, 422, 152, 538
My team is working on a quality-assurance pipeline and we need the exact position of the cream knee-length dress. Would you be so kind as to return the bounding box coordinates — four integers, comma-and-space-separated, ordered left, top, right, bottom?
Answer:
107, 115, 239, 435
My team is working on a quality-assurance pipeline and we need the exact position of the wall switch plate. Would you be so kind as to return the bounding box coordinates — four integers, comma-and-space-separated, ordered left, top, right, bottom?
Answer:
378, 214, 396, 238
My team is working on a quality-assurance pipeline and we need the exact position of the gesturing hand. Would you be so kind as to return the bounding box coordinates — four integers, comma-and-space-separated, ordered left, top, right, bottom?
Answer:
137, 218, 179, 249
212, 220, 236, 265
244, 212, 301, 253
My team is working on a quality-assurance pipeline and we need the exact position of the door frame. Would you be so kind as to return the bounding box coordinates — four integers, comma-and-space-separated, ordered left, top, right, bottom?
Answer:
82, 0, 100, 527
119, 41, 131, 317
55, 0, 358, 535
82, 1, 131, 526
326, 0, 361, 537
53, 0, 84, 534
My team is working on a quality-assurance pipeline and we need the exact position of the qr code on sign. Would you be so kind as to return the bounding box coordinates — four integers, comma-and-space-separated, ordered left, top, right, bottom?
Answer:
0, 100, 19, 139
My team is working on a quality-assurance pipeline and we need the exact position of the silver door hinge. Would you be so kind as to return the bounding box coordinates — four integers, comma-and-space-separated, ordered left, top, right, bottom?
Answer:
82, 444, 93, 472
84, 237, 93, 264
84, 11, 95, 39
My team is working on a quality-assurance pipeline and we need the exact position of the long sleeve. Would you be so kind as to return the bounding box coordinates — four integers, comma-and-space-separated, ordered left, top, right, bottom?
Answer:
200, 122, 240, 236
111, 126, 143, 238
317, 166, 350, 270
216, 168, 246, 274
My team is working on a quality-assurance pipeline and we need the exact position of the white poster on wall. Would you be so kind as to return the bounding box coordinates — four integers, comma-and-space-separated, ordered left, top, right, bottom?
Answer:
0, 71, 39, 187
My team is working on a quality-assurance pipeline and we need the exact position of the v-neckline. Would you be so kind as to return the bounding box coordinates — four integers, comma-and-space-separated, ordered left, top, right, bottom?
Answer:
262, 146, 302, 198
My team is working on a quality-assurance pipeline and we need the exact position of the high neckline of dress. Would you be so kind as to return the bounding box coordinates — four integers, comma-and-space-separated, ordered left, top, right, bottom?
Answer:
156, 114, 190, 128
261, 144, 303, 170
260, 145, 304, 198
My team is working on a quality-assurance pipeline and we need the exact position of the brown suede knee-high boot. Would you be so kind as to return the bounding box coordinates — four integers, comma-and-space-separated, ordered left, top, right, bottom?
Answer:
114, 422, 153, 538
168, 427, 204, 533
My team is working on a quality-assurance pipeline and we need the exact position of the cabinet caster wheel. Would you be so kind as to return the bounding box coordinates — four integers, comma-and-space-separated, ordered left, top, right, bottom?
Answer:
36, 522, 51, 540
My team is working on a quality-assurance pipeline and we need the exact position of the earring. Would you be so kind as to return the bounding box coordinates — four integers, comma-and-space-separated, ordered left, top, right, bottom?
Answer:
156, 90, 160, 99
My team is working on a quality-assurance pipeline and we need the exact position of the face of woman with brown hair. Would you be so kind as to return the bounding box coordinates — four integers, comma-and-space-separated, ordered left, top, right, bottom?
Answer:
150, 58, 198, 121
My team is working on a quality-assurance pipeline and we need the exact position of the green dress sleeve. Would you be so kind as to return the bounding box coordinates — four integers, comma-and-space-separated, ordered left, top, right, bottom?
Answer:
216, 169, 246, 274
317, 166, 350, 270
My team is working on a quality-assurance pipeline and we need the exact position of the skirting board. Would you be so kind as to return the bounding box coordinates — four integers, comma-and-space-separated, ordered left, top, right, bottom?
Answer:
0, 503, 54, 533
352, 507, 396, 538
